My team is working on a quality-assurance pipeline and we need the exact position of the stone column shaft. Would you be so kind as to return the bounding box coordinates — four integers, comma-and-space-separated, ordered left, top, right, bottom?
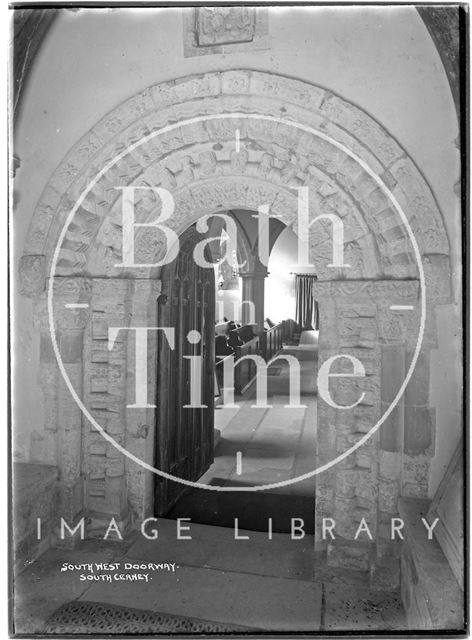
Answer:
240, 270, 267, 334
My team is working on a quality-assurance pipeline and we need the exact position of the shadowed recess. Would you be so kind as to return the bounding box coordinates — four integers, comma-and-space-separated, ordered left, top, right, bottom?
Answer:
166, 479, 315, 534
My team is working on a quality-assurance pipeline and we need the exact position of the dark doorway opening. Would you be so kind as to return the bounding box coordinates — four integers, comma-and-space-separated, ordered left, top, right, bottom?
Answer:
154, 216, 318, 534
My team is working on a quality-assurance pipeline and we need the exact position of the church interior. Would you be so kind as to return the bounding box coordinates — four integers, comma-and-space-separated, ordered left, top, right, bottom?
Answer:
11, 5, 464, 634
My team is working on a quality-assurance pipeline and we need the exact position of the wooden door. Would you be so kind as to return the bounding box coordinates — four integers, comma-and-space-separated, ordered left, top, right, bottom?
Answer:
155, 226, 215, 515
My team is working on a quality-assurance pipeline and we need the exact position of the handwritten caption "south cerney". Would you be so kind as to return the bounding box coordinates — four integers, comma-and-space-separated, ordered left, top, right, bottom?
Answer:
61, 562, 178, 583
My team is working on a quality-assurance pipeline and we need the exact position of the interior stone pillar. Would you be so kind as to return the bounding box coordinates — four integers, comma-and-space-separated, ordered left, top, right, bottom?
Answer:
240, 268, 268, 335
312, 279, 420, 586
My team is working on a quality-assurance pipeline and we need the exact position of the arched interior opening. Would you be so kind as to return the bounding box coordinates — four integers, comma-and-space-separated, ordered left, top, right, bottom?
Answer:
152, 210, 319, 533
266, 227, 300, 324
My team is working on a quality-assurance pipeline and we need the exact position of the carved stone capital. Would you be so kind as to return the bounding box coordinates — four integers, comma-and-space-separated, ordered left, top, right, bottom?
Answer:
239, 269, 269, 280
91, 277, 130, 303
54, 307, 90, 331
313, 279, 420, 304
51, 277, 92, 299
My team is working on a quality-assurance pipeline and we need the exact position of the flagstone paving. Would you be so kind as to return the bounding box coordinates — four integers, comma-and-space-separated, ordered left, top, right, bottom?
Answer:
13, 520, 406, 635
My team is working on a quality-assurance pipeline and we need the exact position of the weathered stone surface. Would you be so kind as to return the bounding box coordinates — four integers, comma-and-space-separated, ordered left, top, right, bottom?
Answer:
379, 478, 400, 514
19, 255, 46, 296
313, 276, 439, 576
370, 557, 400, 590
389, 157, 450, 256
22, 71, 450, 284
184, 9, 270, 57
379, 402, 403, 453
423, 253, 453, 303
404, 406, 435, 456
335, 468, 357, 498
25, 186, 62, 254
324, 584, 405, 630
13, 463, 58, 572
399, 497, 464, 631
378, 450, 402, 481
59, 332, 83, 364
402, 454, 430, 498
327, 540, 372, 572
29, 430, 56, 466
381, 345, 405, 403
405, 349, 430, 406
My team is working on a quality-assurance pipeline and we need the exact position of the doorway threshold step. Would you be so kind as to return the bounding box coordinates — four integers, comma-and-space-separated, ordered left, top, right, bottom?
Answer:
125, 518, 315, 581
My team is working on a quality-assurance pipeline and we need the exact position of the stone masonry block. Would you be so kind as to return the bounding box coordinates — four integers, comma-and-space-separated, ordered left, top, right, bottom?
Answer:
379, 478, 400, 514
378, 450, 402, 481
327, 540, 373, 572
19, 255, 46, 296
379, 401, 403, 453
60, 332, 83, 363
405, 350, 430, 406
335, 468, 357, 498
404, 406, 435, 456
370, 557, 400, 590
402, 454, 430, 498
40, 332, 57, 363
381, 345, 405, 403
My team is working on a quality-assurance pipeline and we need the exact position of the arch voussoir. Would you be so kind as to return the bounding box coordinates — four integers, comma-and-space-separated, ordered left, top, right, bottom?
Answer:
23, 70, 450, 297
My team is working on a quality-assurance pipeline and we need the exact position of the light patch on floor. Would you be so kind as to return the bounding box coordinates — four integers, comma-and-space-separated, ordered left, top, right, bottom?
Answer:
210, 344, 317, 493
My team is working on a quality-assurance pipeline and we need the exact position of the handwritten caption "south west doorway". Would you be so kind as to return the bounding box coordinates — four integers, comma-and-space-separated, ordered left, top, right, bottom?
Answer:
61, 562, 178, 583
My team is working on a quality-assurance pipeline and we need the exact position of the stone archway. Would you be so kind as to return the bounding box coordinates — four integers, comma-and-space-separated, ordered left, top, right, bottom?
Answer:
19, 70, 452, 578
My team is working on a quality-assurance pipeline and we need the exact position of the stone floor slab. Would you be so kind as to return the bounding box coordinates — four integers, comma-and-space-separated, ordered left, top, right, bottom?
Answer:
324, 585, 406, 631
126, 532, 314, 581
81, 564, 322, 631
200, 353, 317, 496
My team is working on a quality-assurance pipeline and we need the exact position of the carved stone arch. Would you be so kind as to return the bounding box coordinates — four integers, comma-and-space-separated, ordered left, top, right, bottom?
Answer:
22, 69, 451, 303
